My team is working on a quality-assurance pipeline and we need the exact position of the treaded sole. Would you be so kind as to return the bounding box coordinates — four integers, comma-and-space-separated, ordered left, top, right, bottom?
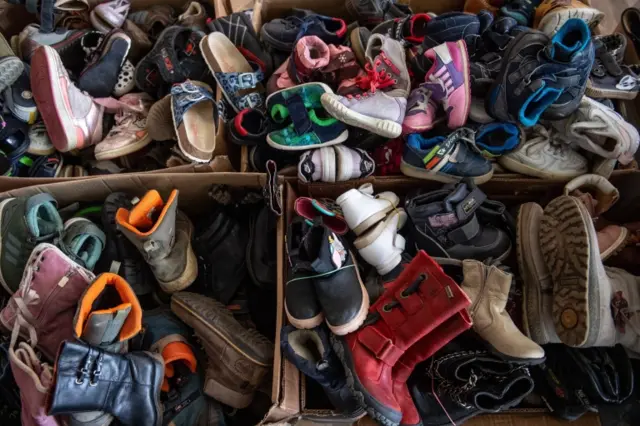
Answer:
585, 79, 639, 101
0, 58, 24, 93
539, 196, 591, 347
321, 93, 403, 138
400, 159, 494, 184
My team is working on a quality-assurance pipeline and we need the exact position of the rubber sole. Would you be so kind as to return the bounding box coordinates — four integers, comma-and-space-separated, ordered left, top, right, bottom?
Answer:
537, 8, 605, 35
95, 133, 152, 160
285, 304, 324, 329
600, 227, 629, 261
321, 93, 403, 138
585, 79, 639, 101
498, 155, 584, 181
0, 57, 24, 93
326, 261, 370, 336
539, 196, 594, 347
400, 159, 494, 184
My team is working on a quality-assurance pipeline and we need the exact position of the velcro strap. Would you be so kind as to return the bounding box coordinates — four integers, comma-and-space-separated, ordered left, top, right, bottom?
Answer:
286, 93, 312, 135
447, 214, 480, 244
358, 327, 403, 365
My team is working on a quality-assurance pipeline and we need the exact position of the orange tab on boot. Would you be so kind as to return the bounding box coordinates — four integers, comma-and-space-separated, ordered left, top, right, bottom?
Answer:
160, 341, 197, 392
115, 189, 178, 236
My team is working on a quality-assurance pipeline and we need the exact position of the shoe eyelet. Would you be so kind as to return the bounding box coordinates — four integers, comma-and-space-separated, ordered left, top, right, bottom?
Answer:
75, 377, 84, 385
382, 303, 393, 312
394, 80, 397, 83
400, 290, 409, 298
89, 379, 98, 387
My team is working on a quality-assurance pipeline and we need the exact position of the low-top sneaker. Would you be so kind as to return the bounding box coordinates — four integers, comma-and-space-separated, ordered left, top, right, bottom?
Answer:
402, 84, 437, 134
298, 144, 374, 183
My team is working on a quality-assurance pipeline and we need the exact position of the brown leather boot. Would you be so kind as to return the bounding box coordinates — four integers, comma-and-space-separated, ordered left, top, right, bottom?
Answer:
170, 292, 273, 409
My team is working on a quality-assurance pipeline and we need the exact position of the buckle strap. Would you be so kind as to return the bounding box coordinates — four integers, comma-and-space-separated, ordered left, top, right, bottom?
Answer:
358, 327, 404, 366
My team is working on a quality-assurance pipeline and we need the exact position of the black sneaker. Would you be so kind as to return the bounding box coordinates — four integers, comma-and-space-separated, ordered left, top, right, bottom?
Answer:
260, 9, 347, 52
346, 0, 411, 28
78, 29, 132, 98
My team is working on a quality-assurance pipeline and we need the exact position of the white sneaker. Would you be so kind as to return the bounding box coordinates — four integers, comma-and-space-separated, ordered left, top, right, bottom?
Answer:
298, 146, 375, 183
553, 96, 640, 165
498, 125, 587, 180
354, 209, 406, 275
336, 183, 399, 235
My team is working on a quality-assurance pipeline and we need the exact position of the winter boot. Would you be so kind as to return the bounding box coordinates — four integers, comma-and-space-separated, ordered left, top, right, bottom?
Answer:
116, 189, 197, 293
405, 180, 512, 262
9, 342, 57, 426
280, 325, 364, 417
461, 259, 545, 363
0, 193, 63, 294
336, 183, 399, 235
170, 292, 273, 409
0, 243, 94, 360
354, 209, 406, 276
331, 250, 472, 426
48, 340, 164, 426
304, 222, 369, 335
58, 217, 106, 271
321, 33, 411, 138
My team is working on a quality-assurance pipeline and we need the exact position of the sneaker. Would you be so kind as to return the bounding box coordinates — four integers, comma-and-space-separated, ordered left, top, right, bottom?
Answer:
260, 9, 347, 52
94, 93, 153, 160
534, 0, 604, 35
321, 34, 410, 138
78, 29, 132, 98
336, 183, 399, 235
346, 0, 411, 27
113, 58, 136, 97
228, 108, 272, 146
499, 124, 588, 180
552, 96, 639, 165
354, 209, 406, 275
58, 217, 106, 271
3, 62, 37, 124
500, 0, 542, 26
266, 82, 348, 150
586, 34, 640, 100
401, 128, 493, 184
30, 46, 105, 152
0, 194, 63, 294
0, 56, 23, 94
349, 26, 370, 67
422, 40, 472, 129
249, 144, 298, 172
370, 13, 431, 46
422, 11, 494, 50
298, 145, 374, 182
27, 122, 54, 155
402, 84, 437, 134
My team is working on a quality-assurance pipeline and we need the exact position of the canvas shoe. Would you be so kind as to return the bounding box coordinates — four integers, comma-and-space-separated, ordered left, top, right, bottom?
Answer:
499, 124, 588, 180
370, 13, 431, 47
534, 0, 604, 36
260, 9, 347, 52
336, 183, 399, 236
586, 34, 640, 100
298, 145, 374, 183
402, 84, 437, 134
321, 34, 410, 138
552, 96, 639, 165
401, 128, 493, 184
354, 209, 407, 276
422, 41, 471, 129
500, 0, 542, 26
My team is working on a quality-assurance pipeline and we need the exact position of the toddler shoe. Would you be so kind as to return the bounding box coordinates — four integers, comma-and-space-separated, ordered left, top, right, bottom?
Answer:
298, 145, 374, 183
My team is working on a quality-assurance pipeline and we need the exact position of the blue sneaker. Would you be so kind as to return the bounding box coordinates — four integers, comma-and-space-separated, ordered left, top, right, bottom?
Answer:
401, 128, 493, 183
474, 122, 523, 157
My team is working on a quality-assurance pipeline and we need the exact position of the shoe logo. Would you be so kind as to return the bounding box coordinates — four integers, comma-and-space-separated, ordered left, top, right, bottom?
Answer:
328, 233, 346, 268
611, 290, 638, 333
462, 198, 476, 214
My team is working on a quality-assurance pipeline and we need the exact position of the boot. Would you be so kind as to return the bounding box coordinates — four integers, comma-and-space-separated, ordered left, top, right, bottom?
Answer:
392, 311, 472, 426
116, 189, 197, 293
0, 243, 94, 360
170, 292, 273, 409
354, 209, 406, 276
58, 217, 106, 271
280, 324, 364, 417
321, 33, 411, 138
331, 250, 471, 426
336, 183, 399, 235
461, 259, 545, 363
48, 340, 164, 426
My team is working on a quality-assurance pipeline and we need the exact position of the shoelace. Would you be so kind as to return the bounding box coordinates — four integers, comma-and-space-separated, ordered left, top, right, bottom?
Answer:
362, 273, 426, 326
349, 61, 395, 99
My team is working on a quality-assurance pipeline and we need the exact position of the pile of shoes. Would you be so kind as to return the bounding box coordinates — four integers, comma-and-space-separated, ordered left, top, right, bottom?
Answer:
0, 187, 279, 425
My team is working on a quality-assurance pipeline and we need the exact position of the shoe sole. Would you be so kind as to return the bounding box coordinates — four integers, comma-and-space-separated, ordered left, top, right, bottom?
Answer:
539, 196, 597, 347
600, 227, 629, 261
95, 133, 152, 160
400, 159, 494, 184
320, 93, 403, 138
585, 78, 639, 101
498, 155, 584, 181
326, 256, 370, 336
31, 46, 79, 151
268, 128, 349, 151
285, 305, 324, 329
537, 8, 605, 35
0, 57, 24, 94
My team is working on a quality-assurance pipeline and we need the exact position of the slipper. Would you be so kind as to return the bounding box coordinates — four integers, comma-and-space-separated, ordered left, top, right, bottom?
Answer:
200, 32, 265, 119
134, 26, 209, 98
170, 80, 218, 163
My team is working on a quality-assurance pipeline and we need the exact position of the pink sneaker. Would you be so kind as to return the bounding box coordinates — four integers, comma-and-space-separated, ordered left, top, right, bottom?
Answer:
402, 84, 437, 134
94, 93, 153, 160
422, 40, 471, 129
30, 46, 105, 152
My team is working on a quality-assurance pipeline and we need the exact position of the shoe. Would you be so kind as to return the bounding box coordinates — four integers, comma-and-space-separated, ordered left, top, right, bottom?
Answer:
260, 9, 347, 52
281, 325, 364, 417
121, 19, 152, 62
78, 29, 131, 98
27, 121, 54, 155
422, 41, 471, 129
170, 292, 273, 409
401, 128, 493, 183
0, 117, 30, 165
249, 144, 298, 172
321, 34, 410, 138
0, 194, 63, 294
336, 183, 399, 235
474, 122, 522, 156
30, 46, 106, 152
552, 96, 639, 165
354, 209, 406, 275
346, 0, 411, 27
623, 8, 640, 59
116, 189, 197, 293
128, 5, 176, 40
332, 251, 471, 426
266, 82, 348, 150
349, 26, 370, 67
49, 340, 164, 426
0, 243, 94, 360
499, 124, 588, 180
177, 1, 207, 31
586, 34, 639, 100
464, 0, 504, 15
3, 62, 37, 124
402, 84, 437, 134
94, 93, 153, 160
228, 108, 271, 146
90, 0, 131, 32
534, 0, 604, 35
500, 0, 542, 26
305, 223, 369, 335
294, 197, 349, 235
28, 152, 63, 177
370, 13, 431, 46
372, 136, 403, 175
405, 180, 512, 262
298, 145, 374, 183
58, 217, 106, 271
17, 24, 95, 70
422, 11, 494, 50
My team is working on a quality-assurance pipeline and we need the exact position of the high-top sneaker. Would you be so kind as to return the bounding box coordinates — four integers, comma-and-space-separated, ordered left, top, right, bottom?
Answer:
321, 34, 410, 138
116, 189, 197, 293
354, 209, 406, 276
336, 183, 399, 235
0, 243, 94, 360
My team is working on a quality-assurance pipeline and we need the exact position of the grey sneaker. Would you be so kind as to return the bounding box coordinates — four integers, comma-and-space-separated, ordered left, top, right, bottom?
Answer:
321, 34, 410, 138
58, 218, 106, 271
